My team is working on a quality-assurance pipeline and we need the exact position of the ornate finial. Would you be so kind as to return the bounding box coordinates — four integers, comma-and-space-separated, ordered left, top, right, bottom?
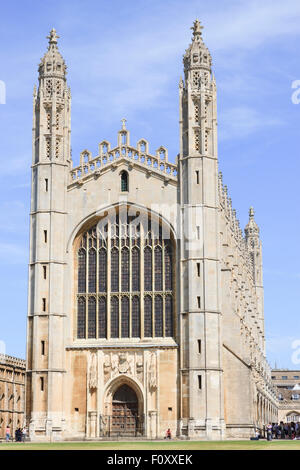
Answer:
191, 19, 204, 38
47, 28, 59, 45
249, 207, 255, 218
121, 118, 127, 130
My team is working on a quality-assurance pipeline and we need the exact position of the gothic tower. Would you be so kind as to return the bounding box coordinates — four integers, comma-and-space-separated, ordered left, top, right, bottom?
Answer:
26, 29, 71, 439
178, 20, 224, 438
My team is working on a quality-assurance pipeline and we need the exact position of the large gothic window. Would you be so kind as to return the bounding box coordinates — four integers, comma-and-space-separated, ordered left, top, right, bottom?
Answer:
75, 208, 175, 339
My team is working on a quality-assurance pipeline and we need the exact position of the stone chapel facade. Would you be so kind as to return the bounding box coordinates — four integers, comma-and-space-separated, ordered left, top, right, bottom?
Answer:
26, 21, 278, 441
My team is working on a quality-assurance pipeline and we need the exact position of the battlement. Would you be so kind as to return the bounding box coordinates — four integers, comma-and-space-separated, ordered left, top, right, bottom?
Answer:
0, 353, 26, 369
70, 127, 178, 184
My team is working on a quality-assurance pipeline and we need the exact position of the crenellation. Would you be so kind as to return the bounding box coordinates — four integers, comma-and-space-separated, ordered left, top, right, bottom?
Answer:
70, 132, 177, 185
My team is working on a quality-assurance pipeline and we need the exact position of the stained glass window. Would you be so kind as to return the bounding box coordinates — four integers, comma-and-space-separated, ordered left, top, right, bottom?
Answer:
132, 296, 140, 338
99, 248, 107, 292
144, 247, 152, 291
121, 248, 129, 292
164, 244, 172, 291
111, 296, 119, 338
121, 296, 129, 338
78, 249, 86, 293
165, 295, 173, 337
98, 296, 106, 338
88, 297, 96, 338
154, 246, 163, 291
88, 248, 96, 293
132, 248, 140, 292
144, 296, 152, 337
111, 248, 119, 292
121, 171, 128, 191
77, 297, 86, 339
155, 295, 163, 337
76, 210, 175, 340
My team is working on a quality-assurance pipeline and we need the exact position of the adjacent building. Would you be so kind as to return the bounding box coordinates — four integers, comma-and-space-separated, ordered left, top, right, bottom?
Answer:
0, 354, 26, 439
26, 21, 278, 441
272, 370, 300, 423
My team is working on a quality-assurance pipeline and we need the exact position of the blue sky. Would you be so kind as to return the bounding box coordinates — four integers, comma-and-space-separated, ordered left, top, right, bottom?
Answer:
0, 0, 299, 368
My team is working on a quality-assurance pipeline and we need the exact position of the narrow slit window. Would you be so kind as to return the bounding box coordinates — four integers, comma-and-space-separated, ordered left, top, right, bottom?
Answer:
197, 263, 200, 277
43, 266, 47, 280
41, 341, 45, 356
44, 230, 47, 243
196, 226, 200, 240
196, 170, 199, 184
42, 298, 46, 312
40, 377, 44, 391
198, 339, 201, 354
198, 375, 202, 390
197, 296, 201, 309
45, 178, 48, 192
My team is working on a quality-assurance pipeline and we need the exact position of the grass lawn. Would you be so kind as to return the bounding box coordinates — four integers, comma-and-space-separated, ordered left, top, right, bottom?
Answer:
1, 440, 300, 450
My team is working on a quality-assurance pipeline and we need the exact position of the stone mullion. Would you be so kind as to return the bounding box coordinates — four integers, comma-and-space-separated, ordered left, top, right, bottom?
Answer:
140, 224, 145, 339
96, 233, 99, 339
129, 234, 132, 338
162, 241, 166, 337
107, 225, 111, 339
85, 234, 89, 339
118, 233, 121, 339
152, 241, 155, 337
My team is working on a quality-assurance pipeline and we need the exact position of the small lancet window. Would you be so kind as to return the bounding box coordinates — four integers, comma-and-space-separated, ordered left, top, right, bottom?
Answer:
121, 171, 128, 192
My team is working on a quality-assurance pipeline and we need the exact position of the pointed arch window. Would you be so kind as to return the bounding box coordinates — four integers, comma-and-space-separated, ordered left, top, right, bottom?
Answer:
76, 209, 175, 340
121, 171, 128, 192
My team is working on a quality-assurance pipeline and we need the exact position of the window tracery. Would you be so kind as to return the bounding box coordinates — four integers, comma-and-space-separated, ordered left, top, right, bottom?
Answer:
76, 210, 174, 340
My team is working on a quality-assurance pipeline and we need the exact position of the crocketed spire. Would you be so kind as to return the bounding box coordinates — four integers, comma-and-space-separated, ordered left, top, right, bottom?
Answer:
245, 207, 260, 241
183, 19, 212, 78
38, 28, 67, 79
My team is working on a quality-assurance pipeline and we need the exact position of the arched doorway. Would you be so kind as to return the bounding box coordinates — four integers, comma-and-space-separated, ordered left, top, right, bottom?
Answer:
111, 384, 140, 436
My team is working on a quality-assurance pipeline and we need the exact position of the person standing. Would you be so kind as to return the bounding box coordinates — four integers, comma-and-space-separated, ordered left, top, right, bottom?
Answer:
22, 426, 27, 442
5, 425, 10, 443
267, 423, 272, 441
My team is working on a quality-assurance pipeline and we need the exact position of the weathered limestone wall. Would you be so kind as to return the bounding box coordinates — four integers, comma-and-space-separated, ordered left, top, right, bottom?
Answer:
0, 355, 26, 440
